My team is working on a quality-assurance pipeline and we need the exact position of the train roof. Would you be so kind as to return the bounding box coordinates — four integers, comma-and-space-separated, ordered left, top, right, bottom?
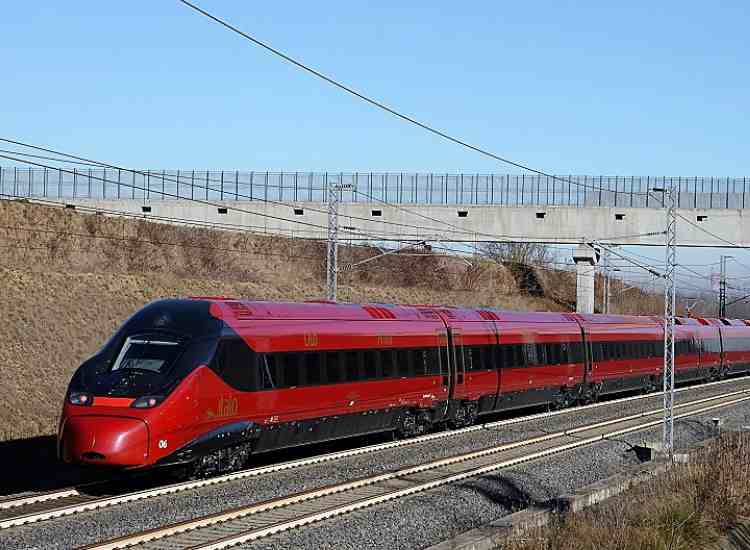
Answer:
185, 297, 747, 327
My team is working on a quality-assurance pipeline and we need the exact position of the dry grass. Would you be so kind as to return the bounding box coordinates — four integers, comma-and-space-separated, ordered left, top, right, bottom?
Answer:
509, 434, 750, 550
0, 200, 572, 442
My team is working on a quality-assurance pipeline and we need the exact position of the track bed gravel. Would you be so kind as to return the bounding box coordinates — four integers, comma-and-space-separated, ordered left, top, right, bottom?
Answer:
2, 379, 749, 550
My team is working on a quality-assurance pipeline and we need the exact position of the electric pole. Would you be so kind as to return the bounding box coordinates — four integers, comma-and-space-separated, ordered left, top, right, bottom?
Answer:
602, 248, 611, 314
653, 182, 676, 462
719, 255, 731, 317
326, 181, 353, 301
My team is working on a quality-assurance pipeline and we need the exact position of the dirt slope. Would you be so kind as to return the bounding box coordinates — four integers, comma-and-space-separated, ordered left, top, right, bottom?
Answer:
0, 200, 568, 441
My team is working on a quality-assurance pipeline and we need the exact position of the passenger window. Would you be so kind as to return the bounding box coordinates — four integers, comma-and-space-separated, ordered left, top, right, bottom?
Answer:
463, 348, 474, 371
381, 350, 395, 378
396, 349, 412, 377
306, 353, 322, 386
513, 344, 525, 367
259, 354, 278, 390
547, 344, 562, 365
281, 353, 300, 387
345, 350, 360, 381
211, 338, 256, 391
326, 352, 342, 384
495, 346, 505, 368
595, 343, 605, 362
363, 350, 378, 380
481, 346, 494, 370
525, 344, 539, 366
425, 348, 441, 374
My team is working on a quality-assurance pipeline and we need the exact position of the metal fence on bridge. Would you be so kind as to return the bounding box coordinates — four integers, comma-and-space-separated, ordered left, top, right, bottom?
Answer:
1, 167, 748, 209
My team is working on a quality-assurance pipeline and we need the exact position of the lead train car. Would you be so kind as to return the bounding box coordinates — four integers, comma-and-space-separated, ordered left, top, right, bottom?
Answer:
58, 298, 750, 476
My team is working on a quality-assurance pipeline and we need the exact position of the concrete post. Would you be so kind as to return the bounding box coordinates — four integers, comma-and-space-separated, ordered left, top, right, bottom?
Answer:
573, 244, 599, 314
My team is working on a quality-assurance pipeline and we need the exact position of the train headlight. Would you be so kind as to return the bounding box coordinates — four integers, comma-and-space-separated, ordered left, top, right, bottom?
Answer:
131, 395, 164, 409
68, 392, 93, 406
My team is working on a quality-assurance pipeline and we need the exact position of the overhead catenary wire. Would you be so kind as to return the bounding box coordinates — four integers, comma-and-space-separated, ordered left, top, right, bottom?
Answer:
176, 0, 648, 198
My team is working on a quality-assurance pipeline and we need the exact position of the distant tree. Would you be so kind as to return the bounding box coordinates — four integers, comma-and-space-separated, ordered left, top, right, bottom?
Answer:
482, 242, 553, 267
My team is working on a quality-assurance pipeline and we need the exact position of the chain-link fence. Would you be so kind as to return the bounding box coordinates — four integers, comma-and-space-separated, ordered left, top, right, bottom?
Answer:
1, 167, 748, 209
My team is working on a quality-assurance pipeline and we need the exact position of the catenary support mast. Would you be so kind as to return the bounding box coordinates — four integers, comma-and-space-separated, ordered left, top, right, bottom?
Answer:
661, 182, 677, 461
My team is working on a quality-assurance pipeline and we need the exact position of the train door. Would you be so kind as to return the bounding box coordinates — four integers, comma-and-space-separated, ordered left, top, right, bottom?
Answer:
446, 328, 467, 401
435, 329, 451, 420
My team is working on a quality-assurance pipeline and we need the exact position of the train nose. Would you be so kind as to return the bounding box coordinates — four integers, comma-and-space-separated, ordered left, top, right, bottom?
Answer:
61, 416, 149, 466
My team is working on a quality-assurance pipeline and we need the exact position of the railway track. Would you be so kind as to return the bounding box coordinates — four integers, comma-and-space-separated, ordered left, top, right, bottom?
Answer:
1, 376, 747, 532
83, 390, 750, 550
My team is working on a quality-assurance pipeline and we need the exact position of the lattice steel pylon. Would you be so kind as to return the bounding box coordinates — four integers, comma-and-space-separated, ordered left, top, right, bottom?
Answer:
326, 181, 353, 301
662, 182, 677, 461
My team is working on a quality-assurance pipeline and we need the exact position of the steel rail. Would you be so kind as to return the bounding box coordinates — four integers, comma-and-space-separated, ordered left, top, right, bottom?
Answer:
1, 375, 747, 531
83, 391, 750, 550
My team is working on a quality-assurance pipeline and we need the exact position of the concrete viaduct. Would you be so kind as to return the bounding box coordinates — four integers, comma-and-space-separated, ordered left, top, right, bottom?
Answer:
4, 168, 749, 313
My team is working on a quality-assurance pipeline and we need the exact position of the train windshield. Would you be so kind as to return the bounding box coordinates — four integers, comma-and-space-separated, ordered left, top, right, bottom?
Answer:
68, 299, 223, 398
111, 337, 183, 374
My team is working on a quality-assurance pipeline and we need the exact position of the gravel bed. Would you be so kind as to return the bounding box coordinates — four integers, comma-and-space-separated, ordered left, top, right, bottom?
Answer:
2, 378, 750, 550
241, 401, 750, 550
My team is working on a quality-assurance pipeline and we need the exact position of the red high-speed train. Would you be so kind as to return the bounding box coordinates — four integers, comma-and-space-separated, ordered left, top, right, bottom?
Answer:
58, 298, 750, 476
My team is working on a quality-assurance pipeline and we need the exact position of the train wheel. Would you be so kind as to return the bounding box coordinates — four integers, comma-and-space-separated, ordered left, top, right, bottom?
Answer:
581, 383, 601, 405
189, 442, 253, 479
550, 388, 574, 410
448, 402, 477, 430
397, 410, 430, 439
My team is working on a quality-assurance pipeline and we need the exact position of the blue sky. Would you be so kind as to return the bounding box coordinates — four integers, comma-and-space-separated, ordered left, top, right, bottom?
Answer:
2, 1, 750, 300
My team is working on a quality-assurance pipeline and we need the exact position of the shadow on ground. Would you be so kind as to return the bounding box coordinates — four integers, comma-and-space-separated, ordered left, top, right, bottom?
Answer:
0, 436, 114, 495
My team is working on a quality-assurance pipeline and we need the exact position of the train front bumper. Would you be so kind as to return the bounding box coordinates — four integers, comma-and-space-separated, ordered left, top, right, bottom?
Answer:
60, 415, 149, 467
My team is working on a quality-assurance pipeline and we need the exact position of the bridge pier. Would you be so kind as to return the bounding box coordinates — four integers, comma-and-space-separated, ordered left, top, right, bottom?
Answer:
573, 244, 600, 314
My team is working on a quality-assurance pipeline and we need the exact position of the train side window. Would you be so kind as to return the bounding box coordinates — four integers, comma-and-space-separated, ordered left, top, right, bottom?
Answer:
593, 342, 602, 361
579, 342, 587, 362
472, 347, 482, 370
363, 350, 379, 380
525, 344, 538, 366
396, 348, 413, 377
464, 348, 474, 371
558, 342, 569, 363
344, 350, 360, 381
306, 353, 322, 386
595, 342, 605, 362
625, 342, 634, 359
210, 338, 257, 391
426, 348, 441, 374
552, 343, 561, 363
381, 349, 395, 378
259, 354, 278, 390
326, 352, 342, 384
495, 346, 505, 368
566, 342, 576, 363
413, 349, 426, 375
481, 346, 494, 370
281, 353, 300, 388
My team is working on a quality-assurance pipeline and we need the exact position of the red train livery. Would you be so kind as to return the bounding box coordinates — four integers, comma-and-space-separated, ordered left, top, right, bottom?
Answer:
58, 298, 750, 476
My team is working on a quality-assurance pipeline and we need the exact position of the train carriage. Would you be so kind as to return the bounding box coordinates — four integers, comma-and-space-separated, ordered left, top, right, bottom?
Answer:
576, 314, 664, 398
58, 297, 750, 476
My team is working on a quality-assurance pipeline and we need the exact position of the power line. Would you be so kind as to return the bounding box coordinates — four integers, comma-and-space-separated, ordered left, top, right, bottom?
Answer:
176, 0, 648, 197
0, 149, 103, 167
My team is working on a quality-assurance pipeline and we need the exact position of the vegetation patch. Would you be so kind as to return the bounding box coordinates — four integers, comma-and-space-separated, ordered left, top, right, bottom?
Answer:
508, 434, 750, 550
